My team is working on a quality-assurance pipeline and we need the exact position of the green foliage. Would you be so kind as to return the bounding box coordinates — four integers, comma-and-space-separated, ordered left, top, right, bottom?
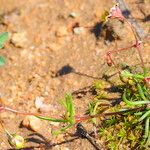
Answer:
36, 93, 76, 135
90, 68, 150, 149
0, 32, 8, 49
60, 93, 75, 124
105, 116, 118, 126
87, 99, 110, 125
93, 80, 104, 90
120, 70, 150, 146
99, 116, 143, 149
0, 32, 9, 66
0, 56, 6, 66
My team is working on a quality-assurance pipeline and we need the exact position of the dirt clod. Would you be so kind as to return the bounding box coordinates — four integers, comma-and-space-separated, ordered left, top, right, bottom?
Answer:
56, 26, 68, 37
11, 31, 28, 48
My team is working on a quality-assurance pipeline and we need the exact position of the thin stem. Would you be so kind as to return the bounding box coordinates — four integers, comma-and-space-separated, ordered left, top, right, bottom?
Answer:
107, 52, 120, 73
0, 105, 146, 125
75, 106, 145, 122
136, 45, 145, 70
124, 19, 138, 43
139, 110, 150, 122
124, 18, 145, 69
3, 106, 64, 122
144, 117, 150, 138
137, 83, 147, 101
107, 44, 135, 54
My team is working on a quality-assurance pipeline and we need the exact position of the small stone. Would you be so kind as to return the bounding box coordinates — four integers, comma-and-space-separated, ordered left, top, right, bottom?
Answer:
11, 31, 28, 48
35, 96, 44, 109
56, 26, 68, 37
68, 12, 79, 18
22, 115, 42, 132
73, 27, 85, 35
35, 96, 54, 113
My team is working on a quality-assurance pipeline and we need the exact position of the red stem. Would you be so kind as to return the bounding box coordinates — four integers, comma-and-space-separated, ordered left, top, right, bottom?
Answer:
107, 15, 146, 71
124, 18, 145, 69
107, 43, 135, 54
1, 105, 59, 119
135, 43, 145, 69
107, 52, 120, 73
0, 105, 146, 124
124, 19, 138, 43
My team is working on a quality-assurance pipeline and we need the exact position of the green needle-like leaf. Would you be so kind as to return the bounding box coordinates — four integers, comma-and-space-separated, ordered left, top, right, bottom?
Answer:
65, 93, 75, 124
144, 117, 150, 138
139, 110, 150, 122
52, 124, 74, 135
36, 116, 68, 123
137, 83, 147, 100
122, 90, 150, 106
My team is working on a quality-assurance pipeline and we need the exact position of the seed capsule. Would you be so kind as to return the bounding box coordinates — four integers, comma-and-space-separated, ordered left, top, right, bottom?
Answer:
8, 134, 25, 149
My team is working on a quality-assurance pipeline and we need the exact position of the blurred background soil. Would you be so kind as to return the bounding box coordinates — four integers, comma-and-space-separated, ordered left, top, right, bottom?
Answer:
0, 0, 149, 149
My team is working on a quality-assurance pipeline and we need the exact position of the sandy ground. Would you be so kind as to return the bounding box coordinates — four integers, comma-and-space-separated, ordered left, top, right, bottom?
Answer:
0, 0, 149, 149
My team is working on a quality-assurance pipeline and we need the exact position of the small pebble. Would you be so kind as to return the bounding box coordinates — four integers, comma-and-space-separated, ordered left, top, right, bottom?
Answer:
35, 96, 54, 113
73, 27, 85, 35
22, 115, 42, 132
35, 96, 44, 109
68, 12, 78, 18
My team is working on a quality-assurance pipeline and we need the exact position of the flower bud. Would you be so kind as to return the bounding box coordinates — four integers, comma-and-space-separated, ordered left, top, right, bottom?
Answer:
108, 3, 125, 21
128, 79, 134, 86
8, 134, 25, 149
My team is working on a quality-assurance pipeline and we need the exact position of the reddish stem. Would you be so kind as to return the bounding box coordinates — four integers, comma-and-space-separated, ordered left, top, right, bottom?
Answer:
107, 43, 135, 54
0, 105, 60, 119
124, 19, 138, 43
134, 41, 145, 69
107, 52, 120, 73
0, 105, 146, 124
122, 18, 145, 69
107, 12, 146, 71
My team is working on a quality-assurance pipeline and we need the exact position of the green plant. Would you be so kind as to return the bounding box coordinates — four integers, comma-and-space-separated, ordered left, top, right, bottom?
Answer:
0, 32, 9, 66
0, 32, 8, 48
0, 120, 25, 149
84, 3, 150, 149
99, 3, 150, 149
0, 3, 149, 149
0, 56, 6, 66
37, 93, 76, 134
